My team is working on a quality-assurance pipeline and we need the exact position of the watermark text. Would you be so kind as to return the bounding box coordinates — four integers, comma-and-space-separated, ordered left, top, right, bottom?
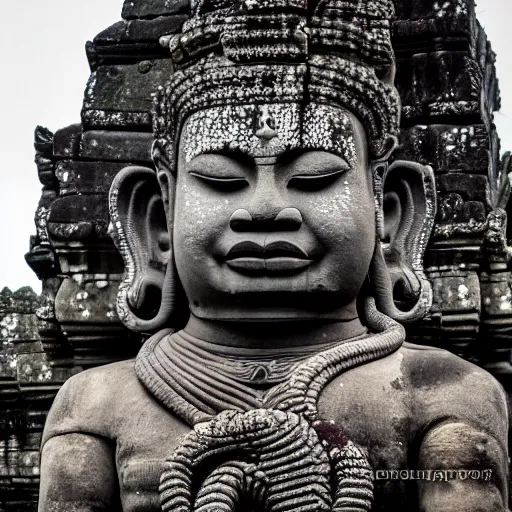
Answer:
374, 469, 492, 482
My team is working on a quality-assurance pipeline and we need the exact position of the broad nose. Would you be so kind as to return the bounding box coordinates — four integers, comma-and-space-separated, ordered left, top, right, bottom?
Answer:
230, 207, 303, 232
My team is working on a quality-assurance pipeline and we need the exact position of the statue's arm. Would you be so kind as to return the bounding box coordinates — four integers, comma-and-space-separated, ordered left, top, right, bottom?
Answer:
39, 433, 120, 512
417, 373, 510, 512
38, 370, 122, 512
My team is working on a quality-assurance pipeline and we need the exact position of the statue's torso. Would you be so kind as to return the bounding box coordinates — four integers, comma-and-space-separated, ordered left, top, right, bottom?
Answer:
42, 342, 504, 512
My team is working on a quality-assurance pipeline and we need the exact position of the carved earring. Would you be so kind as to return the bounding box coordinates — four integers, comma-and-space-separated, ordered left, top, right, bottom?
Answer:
369, 240, 433, 323
370, 160, 437, 323
109, 166, 177, 335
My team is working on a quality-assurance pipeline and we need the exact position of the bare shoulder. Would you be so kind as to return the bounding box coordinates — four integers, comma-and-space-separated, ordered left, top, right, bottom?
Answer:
400, 342, 504, 392
399, 343, 508, 434
42, 359, 142, 445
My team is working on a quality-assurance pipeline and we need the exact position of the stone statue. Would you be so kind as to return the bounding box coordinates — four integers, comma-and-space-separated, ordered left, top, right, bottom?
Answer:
38, 1, 509, 511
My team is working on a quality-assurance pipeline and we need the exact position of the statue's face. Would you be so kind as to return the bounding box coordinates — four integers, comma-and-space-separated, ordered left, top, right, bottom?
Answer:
173, 103, 376, 321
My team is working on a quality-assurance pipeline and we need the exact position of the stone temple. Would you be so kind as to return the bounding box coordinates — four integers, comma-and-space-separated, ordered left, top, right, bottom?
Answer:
0, 0, 511, 510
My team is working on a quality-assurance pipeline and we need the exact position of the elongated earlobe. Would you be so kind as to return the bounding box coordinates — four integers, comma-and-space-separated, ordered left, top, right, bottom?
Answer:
109, 166, 176, 334
371, 160, 436, 322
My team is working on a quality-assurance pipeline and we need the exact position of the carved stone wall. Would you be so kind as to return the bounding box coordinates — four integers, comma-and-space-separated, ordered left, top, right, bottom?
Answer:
0, 0, 511, 508
0, 287, 54, 512
392, 1, 512, 391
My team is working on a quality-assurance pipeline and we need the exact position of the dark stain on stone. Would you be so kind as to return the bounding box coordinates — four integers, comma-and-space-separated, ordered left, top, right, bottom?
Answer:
390, 377, 403, 390
405, 350, 469, 389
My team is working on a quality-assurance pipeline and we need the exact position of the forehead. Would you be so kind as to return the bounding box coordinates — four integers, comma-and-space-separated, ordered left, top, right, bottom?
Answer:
179, 103, 365, 165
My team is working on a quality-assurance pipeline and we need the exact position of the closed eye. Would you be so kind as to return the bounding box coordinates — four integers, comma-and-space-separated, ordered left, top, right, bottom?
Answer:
288, 169, 346, 191
189, 171, 248, 192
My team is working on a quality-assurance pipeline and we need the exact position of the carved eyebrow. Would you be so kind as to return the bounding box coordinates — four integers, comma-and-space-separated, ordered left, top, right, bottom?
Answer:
275, 148, 304, 166
185, 140, 257, 166
277, 149, 351, 170
198, 148, 255, 169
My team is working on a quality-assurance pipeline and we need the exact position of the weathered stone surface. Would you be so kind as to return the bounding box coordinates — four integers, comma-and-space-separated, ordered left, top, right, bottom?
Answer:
94, 16, 186, 45
12, 0, 512, 509
398, 52, 480, 109
437, 173, 489, 201
431, 271, 481, 315
83, 60, 173, 129
481, 272, 512, 319
122, 0, 189, 20
0, 288, 44, 511
395, 0, 473, 22
34, 127, 56, 189
0, 314, 39, 343
54, 278, 119, 325
53, 276, 139, 369
32, 190, 58, 246
48, 194, 108, 224
396, 124, 490, 174
52, 125, 82, 159
55, 161, 127, 196
87, 16, 186, 70
401, 100, 481, 122
17, 353, 53, 385
80, 130, 153, 162
47, 195, 109, 242
0, 339, 16, 380
436, 174, 490, 225
408, 269, 482, 358
0, 288, 39, 316
24, 246, 55, 281
56, 249, 124, 276
393, 0, 476, 48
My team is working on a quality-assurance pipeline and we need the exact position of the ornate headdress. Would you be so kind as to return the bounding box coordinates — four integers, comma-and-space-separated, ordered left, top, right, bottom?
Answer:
154, 0, 401, 162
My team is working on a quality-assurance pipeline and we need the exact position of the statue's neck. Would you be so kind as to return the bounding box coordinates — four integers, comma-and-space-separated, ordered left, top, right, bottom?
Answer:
183, 313, 368, 350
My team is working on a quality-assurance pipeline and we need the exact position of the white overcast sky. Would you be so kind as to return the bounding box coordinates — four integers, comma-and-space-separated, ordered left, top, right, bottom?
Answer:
0, 0, 510, 292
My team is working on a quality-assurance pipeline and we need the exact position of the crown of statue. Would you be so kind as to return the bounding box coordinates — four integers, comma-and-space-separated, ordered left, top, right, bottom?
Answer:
154, 0, 400, 160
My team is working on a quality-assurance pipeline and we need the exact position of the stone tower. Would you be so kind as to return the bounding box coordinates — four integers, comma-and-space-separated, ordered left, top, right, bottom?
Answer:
0, 0, 510, 509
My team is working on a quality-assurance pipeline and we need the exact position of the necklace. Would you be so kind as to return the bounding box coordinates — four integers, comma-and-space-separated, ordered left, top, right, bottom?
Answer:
136, 298, 405, 426
173, 329, 370, 386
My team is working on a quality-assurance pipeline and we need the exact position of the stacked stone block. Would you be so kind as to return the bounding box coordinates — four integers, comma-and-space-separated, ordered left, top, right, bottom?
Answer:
24, 4, 190, 374
0, 288, 48, 512
392, 0, 507, 367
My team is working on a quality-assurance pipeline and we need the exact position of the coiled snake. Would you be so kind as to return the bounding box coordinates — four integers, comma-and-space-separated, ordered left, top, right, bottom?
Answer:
160, 409, 373, 512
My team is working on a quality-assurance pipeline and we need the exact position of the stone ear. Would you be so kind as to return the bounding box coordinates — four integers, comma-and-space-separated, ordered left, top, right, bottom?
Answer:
370, 160, 436, 322
109, 166, 176, 334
